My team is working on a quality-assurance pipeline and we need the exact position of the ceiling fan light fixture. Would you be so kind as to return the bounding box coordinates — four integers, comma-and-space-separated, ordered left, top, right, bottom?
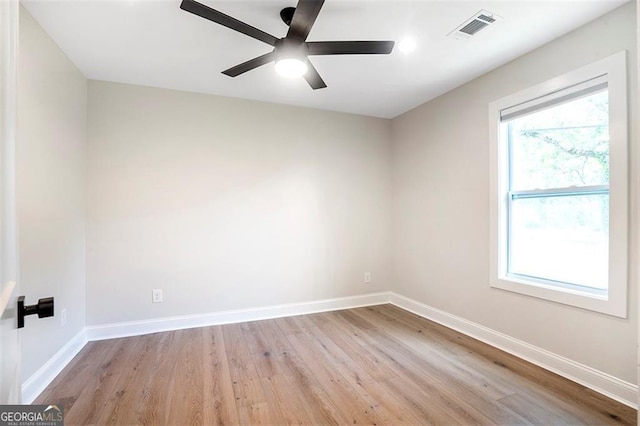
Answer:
275, 57, 308, 78
274, 38, 309, 78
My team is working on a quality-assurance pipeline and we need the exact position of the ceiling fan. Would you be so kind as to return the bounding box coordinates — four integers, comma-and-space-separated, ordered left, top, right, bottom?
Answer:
179, 0, 395, 89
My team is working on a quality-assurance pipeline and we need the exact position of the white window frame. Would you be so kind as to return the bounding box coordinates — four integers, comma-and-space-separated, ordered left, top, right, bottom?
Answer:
489, 51, 628, 318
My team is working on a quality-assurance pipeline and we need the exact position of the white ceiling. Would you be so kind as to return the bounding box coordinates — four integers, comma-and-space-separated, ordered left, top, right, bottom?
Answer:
22, 0, 627, 118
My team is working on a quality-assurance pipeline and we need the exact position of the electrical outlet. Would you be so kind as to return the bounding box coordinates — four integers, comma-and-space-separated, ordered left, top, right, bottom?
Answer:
364, 272, 372, 283
61, 308, 67, 327
152, 289, 163, 303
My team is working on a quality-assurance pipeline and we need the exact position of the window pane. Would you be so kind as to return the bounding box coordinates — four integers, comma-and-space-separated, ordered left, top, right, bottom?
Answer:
509, 90, 609, 191
509, 194, 608, 290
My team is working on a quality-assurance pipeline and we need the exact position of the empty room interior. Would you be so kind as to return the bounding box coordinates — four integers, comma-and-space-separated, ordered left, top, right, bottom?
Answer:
0, 0, 639, 424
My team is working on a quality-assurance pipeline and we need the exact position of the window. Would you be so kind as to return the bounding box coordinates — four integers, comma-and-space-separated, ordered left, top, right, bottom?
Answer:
489, 52, 628, 317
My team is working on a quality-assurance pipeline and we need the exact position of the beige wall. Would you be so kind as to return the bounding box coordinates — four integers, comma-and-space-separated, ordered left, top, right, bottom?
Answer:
17, 8, 87, 380
391, 2, 637, 383
86, 81, 392, 325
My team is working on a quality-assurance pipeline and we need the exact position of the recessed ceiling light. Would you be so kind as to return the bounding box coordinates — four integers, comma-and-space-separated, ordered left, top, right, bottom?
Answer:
397, 37, 417, 54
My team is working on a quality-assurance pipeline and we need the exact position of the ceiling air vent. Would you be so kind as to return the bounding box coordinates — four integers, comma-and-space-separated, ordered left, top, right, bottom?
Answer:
448, 10, 501, 40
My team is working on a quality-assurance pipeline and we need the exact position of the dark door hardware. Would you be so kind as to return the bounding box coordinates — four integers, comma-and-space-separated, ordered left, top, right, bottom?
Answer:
17, 295, 54, 328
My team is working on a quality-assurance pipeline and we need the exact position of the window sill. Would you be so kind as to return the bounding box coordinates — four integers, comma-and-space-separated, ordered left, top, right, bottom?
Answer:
490, 275, 626, 318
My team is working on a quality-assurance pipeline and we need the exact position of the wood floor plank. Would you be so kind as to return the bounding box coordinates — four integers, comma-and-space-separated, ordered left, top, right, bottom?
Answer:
259, 375, 314, 425
257, 319, 345, 425
202, 326, 240, 426
94, 333, 160, 425
391, 306, 634, 424
36, 304, 637, 425
361, 305, 636, 425
301, 312, 521, 424
499, 393, 580, 425
137, 330, 182, 425
341, 308, 566, 425
63, 336, 146, 425
237, 402, 272, 425
284, 329, 385, 425
242, 321, 285, 379
302, 313, 440, 425
293, 314, 377, 386
240, 321, 271, 355
312, 311, 399, 382
222, 323, 268, 410
355, 306, 518, 400
165, 328, 205, 425
353, 333, 499, 423
34, 340, 112, 411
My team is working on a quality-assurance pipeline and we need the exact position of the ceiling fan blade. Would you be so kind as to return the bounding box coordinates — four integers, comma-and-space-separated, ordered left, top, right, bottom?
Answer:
180, 0, 279, 46
221, 52, 276, 77
304, 59, 327, 90
307, 41, 395, 55
287, 0, 325, 41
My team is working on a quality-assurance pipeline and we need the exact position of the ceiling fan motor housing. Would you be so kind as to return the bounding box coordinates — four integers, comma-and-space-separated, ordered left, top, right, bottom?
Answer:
275, 38, 309, 62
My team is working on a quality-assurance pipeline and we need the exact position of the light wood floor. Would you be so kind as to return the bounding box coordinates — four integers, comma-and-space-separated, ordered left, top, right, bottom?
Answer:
36, 304, 636, 425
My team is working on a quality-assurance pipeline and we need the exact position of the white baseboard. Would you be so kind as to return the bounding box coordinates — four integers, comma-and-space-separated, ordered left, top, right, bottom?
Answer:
24, 291, 638, 410
85, 292, 392, 341
22, 330, 88, 404
388, 292, 638, 409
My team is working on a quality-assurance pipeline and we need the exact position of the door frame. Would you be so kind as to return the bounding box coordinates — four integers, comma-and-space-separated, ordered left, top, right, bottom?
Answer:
0, 0, 20, 404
